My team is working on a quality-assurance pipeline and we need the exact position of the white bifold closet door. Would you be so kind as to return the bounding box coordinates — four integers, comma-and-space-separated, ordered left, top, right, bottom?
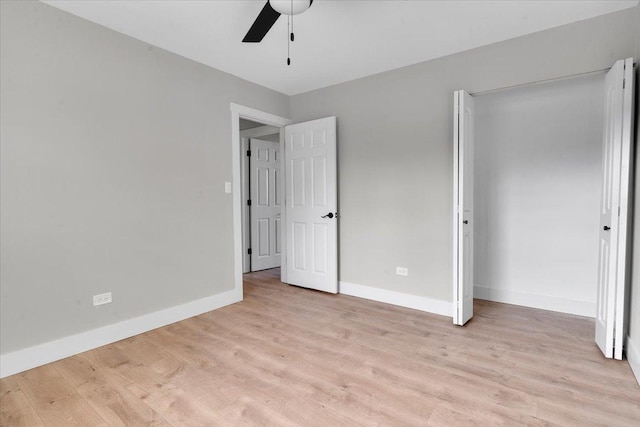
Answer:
595, 57, 635, 360
283, 117, 338, 294
453, 90, 475, 326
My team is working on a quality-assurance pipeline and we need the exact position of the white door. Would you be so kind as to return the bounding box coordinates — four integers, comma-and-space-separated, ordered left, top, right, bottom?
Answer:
250, 139, 282, 271
284, 117, 338, 293
595, 58, 634, 360
453, 90, 475, 326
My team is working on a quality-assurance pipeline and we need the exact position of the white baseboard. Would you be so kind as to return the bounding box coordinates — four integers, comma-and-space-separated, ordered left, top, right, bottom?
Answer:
474, 285, 595, 317
0, 289, 240, 379
626, 334, 640, 386
339, 281, 452, 317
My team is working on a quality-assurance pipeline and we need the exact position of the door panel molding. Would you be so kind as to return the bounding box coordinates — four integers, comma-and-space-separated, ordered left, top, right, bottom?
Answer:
284, 117, 338, 293
250, 139, 281, 271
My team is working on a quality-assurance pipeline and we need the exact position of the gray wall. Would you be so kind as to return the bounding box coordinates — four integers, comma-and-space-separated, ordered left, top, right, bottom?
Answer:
0, 1, 289, 354
474, 75, 603, 316
629, 3, 640, 357
290, 8, 637, 302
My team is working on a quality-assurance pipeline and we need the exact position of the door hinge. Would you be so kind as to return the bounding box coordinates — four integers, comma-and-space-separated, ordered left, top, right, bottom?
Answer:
623, 78, 626, 89
247, 199, 252, 206
248, 248, 252, 255
247, 150, 251, 157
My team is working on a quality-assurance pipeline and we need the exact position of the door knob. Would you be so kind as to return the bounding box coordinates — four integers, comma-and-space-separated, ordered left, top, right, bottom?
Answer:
321, 213, 334, 219
604, 226, 610, 231
463, 220, 468, 224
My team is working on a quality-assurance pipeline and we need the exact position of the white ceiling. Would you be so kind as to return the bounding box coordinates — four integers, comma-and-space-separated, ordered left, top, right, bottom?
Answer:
42, 0, 638, 95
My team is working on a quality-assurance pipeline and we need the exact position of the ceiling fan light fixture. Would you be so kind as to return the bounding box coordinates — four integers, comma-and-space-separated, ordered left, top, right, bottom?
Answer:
269, 0, 312, 16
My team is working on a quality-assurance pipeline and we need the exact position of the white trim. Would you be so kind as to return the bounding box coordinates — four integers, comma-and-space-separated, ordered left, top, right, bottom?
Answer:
230, 103, 291, 293
474, 285, 595, 317
241, 136, 251, 273
231, 103, 291, 128
339, 281, 452, 317
278, 127, 287, 283
0, 289, 239, 378
240, 125, 280, 139
626, 334, 640, 386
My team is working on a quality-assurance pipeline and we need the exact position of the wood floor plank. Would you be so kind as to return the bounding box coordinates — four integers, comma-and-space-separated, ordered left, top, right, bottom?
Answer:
217, 294, 537, 417
135, 387, 232, 427
13, 366, 107, 426
1, 267, 639, 426
82, 336, 184, 398
187, 307, 440, 424
53, 356, 169, 426
0, 376, 45, 427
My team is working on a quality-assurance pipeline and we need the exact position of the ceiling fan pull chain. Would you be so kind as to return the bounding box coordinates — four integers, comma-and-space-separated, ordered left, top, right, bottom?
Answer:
287, 13, 291, 65
290, 0, 294, 41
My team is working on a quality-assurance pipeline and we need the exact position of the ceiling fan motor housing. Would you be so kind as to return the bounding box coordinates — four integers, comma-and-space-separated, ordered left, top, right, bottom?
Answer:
269, 0, 312, 16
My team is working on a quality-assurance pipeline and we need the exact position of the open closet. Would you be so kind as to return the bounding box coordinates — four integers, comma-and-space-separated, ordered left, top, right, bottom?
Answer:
453, 58, 635, 360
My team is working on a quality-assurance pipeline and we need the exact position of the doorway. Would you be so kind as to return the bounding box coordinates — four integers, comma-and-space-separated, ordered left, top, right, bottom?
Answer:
230, 104, 339, 297
240, 118, 282, 273
230, 104, 291, 300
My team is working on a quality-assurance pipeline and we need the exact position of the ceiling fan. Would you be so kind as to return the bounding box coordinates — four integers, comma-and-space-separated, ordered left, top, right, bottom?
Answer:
243, 0, 313, 43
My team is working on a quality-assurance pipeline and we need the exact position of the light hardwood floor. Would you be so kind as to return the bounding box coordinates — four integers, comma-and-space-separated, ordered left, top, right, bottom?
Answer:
2, 268, 639, 426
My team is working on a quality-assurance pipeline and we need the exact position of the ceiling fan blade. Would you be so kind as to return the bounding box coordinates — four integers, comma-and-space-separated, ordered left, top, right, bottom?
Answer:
242, 2, 281, 43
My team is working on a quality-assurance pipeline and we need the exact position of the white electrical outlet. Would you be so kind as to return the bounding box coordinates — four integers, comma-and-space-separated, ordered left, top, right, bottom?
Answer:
396, 267, 409, 276
93, 292, 112, 306
224, 181, 232, 194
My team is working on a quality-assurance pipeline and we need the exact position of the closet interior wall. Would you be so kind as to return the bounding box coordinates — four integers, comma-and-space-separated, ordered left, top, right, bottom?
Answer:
473, 74, 605, 317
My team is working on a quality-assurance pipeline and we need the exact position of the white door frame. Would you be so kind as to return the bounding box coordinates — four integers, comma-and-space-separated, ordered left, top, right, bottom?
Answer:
231, 103, 292, 299
240, 125, 281, 273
